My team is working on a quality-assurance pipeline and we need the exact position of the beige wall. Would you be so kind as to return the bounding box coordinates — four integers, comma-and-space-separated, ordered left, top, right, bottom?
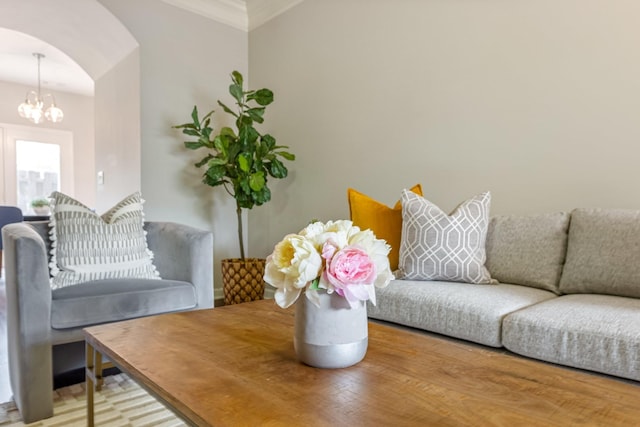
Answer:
0, 80, 95, 206
248, 0, 640, 260
100, 0, 249, 300
94, 49, 141, 211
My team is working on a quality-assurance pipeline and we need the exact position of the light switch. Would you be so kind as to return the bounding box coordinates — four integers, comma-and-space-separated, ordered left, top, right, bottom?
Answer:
97, 171, 104, 185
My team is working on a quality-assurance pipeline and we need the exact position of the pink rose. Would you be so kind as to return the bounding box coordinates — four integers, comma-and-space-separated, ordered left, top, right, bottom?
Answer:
323, 245, 377, 306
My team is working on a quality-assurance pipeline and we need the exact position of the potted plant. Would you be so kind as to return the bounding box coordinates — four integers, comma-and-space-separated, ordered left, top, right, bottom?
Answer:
31, 197, 50, 215
174, 71, 295, 305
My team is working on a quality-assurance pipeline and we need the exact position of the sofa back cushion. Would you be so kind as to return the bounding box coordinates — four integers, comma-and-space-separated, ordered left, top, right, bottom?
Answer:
485, 212, 570, 294
559, 208, 640, 298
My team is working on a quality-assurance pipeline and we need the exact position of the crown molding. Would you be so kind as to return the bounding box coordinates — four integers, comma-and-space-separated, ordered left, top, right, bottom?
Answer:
162, 0, 248, 31
247, 0, 303, 31
162, 0, 302, 32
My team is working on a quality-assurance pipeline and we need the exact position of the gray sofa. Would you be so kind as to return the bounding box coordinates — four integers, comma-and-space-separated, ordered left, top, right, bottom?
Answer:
2, 221, 214, 423
368, 208, 640, 382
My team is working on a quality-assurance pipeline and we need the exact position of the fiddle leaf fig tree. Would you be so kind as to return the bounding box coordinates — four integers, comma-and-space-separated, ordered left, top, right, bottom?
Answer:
174, 71, 295, 260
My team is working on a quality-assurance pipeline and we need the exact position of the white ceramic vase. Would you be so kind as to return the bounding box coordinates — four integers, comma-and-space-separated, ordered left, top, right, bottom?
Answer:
33, 207, 50, 216
294, 290, 368, 369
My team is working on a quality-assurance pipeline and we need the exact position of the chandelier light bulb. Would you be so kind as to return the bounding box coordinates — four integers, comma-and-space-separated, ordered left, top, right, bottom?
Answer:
17, 100, 32, 118
45, 104, 64, 123
29, 107, 44, 124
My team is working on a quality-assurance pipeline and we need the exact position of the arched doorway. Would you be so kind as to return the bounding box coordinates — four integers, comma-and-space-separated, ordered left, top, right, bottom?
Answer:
0, 0, 141, 211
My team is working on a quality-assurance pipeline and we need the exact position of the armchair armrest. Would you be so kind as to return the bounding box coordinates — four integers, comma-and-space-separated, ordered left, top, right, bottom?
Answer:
144, 221, 214, 309
2, 222, 54, 419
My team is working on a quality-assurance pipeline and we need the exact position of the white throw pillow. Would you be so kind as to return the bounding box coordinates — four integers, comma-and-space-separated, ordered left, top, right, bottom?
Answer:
398, 190, 493, 284
49, 191, 161, 289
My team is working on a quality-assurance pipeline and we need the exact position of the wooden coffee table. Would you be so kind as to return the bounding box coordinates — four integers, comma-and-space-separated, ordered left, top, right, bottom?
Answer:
84, 300, 640, 426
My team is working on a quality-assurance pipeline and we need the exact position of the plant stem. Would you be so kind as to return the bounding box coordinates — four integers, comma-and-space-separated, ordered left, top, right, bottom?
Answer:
236, 203, 245, 260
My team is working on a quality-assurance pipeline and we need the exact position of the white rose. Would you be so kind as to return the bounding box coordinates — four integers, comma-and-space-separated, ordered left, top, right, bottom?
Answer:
264, 234, 322, 308
301, 220, 355, 251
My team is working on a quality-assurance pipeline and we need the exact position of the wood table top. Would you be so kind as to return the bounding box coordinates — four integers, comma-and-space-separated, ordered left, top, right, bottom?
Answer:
83, 299, 640, 427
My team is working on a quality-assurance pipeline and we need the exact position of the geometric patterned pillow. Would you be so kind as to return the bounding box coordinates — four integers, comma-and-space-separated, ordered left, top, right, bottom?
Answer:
397, 190, 493, 284
49, 191, 160, 289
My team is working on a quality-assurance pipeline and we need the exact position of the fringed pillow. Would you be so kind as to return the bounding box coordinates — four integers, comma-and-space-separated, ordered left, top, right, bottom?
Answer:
49, 191, 160, 289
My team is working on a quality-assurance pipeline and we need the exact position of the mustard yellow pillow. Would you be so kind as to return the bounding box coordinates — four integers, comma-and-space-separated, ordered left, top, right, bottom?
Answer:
348, 184, 423, 271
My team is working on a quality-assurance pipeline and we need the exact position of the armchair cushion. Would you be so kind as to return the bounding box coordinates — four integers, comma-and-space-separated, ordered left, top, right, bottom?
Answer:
51, 278, 197, 329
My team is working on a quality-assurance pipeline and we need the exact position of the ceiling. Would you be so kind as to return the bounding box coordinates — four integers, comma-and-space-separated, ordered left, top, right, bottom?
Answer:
0, 27, 94, 96
0, 0, 301, 97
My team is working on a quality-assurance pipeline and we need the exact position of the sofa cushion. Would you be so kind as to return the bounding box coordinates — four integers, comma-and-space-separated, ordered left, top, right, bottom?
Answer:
348, 184, 423, 271
502, 294, 640, 381
398, 190, 493, 283
485, 212, 570, 294
51, 278, 196, 329
367, 279, 556, 347
559, 208, 640, 298
49, 191, 161, 289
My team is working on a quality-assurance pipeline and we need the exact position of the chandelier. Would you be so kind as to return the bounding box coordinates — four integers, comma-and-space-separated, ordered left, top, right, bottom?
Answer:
17, 53, 64, 124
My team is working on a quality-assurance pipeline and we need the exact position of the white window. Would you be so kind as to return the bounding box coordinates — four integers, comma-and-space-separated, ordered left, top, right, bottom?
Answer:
0, 123, 74, 215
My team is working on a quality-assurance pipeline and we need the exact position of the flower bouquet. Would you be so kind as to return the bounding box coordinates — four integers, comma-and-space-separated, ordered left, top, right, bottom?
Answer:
264, 220, 394, 309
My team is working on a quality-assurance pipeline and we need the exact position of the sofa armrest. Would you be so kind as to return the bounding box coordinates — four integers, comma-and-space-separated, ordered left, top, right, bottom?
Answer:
2, 222, 54, 420
144, 221, 214, 309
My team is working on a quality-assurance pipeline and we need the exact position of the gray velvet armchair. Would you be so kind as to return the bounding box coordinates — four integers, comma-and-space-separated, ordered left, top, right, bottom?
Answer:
2, 221, 214, 423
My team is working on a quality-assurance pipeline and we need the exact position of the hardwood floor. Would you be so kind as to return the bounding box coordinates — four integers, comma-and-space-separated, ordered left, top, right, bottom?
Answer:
0, 274, 13, 403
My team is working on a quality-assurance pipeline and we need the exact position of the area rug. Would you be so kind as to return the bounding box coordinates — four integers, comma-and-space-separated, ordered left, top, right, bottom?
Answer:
0, 374, 185, 426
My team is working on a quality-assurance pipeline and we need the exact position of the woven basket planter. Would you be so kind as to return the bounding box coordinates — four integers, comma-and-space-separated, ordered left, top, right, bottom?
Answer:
222, 258, 266, 305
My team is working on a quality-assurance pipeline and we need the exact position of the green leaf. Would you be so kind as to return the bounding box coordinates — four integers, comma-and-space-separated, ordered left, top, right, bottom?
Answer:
182, 128, 200, 136
238, 153, 251, 172
309, 278, 320, 290
190, 106, 200, 127
173, 122, 197, 130
194, 154, 213, 168
229, 84, 243, 103
207, 158, 227, 167
247, 89, 274, 106
277, 151, 295, 161
239, 125, 259, 145
218, 101, 238, 117
238, 115, 253, 130
249, 171, 265, 191
185, 141, 205, 150
199, 135, 213, 149
213, 135, 223, 153
201, 126, 212, 141
269, 159, 288, 178
201, 109, 215, 122
247, 107, 265, 124
231, 70, 243, 87
205, 165, 226, 183
220, 127, 237, 139
262, 134, 276, 150
256, 140, 269, 158
202, 175, 225, 188
253, 186, 271, 205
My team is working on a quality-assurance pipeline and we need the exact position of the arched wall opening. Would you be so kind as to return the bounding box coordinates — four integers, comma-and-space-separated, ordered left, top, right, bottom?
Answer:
0, 0, 141, 211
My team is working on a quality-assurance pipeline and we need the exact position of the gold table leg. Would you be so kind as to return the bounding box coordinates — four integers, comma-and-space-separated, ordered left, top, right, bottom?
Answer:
85, 342, 103, 427
86, 341, 95, 427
